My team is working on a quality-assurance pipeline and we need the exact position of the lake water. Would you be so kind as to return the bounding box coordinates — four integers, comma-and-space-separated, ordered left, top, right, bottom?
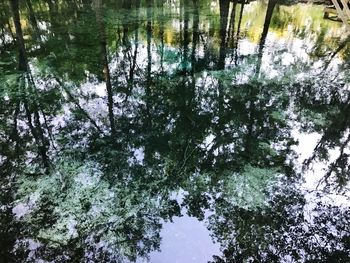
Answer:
0, 0, 350, 262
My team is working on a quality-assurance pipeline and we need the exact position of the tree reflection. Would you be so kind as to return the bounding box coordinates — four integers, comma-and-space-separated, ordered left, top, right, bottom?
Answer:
0, 0, 350, 262
209, 183, 350, 262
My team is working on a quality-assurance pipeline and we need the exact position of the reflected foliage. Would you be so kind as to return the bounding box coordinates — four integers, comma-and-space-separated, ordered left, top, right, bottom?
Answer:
0, 0, 350, 262
209, 184, 350, 262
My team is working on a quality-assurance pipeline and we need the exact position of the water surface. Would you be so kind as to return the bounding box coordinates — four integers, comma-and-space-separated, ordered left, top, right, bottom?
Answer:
1, 0, 350, 262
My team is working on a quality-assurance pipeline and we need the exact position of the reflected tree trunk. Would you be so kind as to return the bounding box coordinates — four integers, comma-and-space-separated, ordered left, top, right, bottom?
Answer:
144, 0, 154, 163
10, 0, 50, 170
228, 0, 237, 47
236, 1, 245, 40
233, 1, 246, 64
146, 0, 152, 86
191, 0, 200, 74
256, 0, 278, 74
246, 0, 278, 157
144, 0, 153, 134
10, 0, 28, 72
26, 0, 40, 38
259, 0, 278, 53
218, 0, 230, 70
128, 0, 141, 93
189, 0, 200, 111
122, 0, 130, 47
158, 0, 165, 71
180, 0, 183, 47
217, 0, 230, 143
93, 0, 117, 138
183, 0, 190, 73
23, 100, 50, 169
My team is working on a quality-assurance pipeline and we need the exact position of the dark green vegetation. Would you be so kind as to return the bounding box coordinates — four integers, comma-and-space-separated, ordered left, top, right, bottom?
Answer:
0, 0, 350, 262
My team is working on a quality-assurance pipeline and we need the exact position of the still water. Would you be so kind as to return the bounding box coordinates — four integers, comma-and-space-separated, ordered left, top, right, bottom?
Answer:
0, 0, 350, 262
